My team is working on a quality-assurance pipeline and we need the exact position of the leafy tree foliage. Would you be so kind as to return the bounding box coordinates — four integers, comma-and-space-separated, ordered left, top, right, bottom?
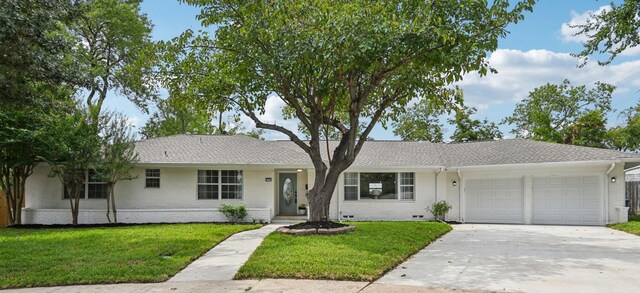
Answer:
0, 0, 79, 104
607, 105, 640, 152
573, 0, 640, 65
392, 98, 446, 142
449, 105, 503, 142
167, 0, 534, 221
73, 0, 156, 119
565, 110, 609, 148
96, 112, 139, 223
503, 79, 614, 147
44, 108, 102, 225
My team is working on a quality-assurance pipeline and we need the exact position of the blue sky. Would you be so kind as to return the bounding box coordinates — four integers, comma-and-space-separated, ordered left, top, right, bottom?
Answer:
106, 0, 638, 140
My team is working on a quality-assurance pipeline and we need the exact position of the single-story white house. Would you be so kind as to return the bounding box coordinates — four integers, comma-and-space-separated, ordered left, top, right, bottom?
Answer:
24, 135, 640, 226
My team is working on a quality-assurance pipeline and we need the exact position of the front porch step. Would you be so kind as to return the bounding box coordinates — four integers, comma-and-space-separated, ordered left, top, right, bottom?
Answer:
271, 215, 307, 224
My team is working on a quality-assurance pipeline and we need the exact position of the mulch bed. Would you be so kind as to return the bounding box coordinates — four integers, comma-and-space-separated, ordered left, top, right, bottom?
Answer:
277, 221, 355, 235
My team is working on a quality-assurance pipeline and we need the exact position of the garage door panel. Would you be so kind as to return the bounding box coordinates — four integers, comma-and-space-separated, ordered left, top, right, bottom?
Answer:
533, 176, 601, 226
465, 178, 524, 224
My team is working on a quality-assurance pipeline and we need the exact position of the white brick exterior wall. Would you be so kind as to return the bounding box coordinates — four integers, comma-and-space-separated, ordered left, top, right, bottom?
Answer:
22, 208, 271, 225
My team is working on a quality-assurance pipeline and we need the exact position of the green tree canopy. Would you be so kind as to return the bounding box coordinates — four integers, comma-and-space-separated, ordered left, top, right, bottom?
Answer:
169, 0, 534, 221
573, 0, 640, 65
392, 97, 446, 142
0, 0, 79, 104
503, 79, 614, 146
73, 0, 156, 119
449, 105, 503, 143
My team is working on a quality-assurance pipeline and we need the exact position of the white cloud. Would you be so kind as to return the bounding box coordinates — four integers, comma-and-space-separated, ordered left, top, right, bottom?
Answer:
560, 5, 611, 43
456, 48, 640, 121
560, 6, 640, 58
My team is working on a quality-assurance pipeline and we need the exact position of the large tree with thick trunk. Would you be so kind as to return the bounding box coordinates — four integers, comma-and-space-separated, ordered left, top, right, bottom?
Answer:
169, 0, 535, 221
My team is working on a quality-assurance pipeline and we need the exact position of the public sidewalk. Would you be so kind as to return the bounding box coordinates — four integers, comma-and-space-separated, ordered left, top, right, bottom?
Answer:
4, 279, 487, 293
169, 224, 282, 282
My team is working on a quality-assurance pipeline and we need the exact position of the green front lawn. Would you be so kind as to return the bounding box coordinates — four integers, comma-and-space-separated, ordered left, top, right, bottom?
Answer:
609, 214, 640, 235
235, 221, 451, 281
0, 223, 260, 288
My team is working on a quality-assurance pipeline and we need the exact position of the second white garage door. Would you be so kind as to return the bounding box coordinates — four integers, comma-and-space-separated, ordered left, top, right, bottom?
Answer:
532, 176, 601, 225
465, 178, 524, 224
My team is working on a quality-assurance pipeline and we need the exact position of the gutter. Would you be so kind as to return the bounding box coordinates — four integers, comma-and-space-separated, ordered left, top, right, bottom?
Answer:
458, 169, 463, 223
605, 162, 616, 225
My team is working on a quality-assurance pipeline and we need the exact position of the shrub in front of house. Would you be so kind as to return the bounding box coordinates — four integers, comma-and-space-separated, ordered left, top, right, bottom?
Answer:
219, 204, 248, 223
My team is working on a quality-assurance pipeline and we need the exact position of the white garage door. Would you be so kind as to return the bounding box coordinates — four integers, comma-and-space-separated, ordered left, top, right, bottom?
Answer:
465, 178, 524, 224
532, 176, 601, 225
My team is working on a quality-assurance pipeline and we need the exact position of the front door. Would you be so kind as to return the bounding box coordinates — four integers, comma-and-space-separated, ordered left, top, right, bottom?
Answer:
279, 173, 298, 215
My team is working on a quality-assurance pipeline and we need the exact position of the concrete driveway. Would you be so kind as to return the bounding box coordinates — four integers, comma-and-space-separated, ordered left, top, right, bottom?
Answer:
377, 224, 640, 293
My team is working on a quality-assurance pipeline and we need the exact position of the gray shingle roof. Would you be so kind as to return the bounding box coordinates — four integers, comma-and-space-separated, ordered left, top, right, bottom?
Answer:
135, 135, 309, 165
135, 135, 640, 167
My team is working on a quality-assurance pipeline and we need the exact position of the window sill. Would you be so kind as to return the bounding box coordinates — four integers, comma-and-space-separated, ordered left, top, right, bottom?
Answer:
343, 199, 416, 203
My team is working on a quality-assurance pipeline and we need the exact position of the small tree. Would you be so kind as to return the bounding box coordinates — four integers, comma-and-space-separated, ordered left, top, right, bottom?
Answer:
0, 108, 49, 225
45, 108, 101, 225
96, 112, 139, 223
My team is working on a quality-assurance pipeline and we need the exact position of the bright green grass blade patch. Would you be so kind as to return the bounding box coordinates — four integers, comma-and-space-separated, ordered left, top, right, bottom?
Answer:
0, 223, 260, 288
235, 222, 451, 281
609, 215, 640, 235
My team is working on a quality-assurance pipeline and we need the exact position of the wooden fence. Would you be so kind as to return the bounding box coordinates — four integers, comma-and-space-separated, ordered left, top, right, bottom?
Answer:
626, 181, 640, 215
0, 191, 8, 227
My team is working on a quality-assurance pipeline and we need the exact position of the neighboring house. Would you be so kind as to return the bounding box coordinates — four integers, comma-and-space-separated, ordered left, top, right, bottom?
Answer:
24, 135, 640, 226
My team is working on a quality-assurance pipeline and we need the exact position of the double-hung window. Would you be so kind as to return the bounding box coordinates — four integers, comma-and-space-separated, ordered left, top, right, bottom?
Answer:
343, 172, 415, 201
145, 169, 160, 188
197, 170, 243, 200
63, 169, 107, 199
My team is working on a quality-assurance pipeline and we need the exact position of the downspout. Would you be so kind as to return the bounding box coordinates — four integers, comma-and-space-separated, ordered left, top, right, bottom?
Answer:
458, 169, 463, 223
435, 167, 444, 202
605, 162, 616, 225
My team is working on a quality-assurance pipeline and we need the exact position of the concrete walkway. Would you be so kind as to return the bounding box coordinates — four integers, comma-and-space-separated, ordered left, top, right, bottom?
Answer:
169, 224, 282, 282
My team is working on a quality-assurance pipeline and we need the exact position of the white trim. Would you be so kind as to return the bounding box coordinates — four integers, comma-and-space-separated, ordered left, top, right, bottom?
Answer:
449, 160, 625, 171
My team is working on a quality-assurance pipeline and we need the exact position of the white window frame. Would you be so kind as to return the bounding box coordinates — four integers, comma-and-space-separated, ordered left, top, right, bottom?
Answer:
62, 169, 107, 200
343, 172, 415, 201
344, 172, 360, 201
398, 172, 415, 200
145, 169, 161, 188
197, 170, 243, 200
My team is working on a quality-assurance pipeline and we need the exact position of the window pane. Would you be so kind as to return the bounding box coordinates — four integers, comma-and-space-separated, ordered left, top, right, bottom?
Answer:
63, 184, 86, 199
221, 184, 243, 199
344, 186, 358, 200
88, 183, 108, 199
400, 186, 414, 200
146, 169, 160, 178
146, 178, 160, 188
400, 172, 414, 185
359, 173, 397, 200
221, 170, 242, 184
344, 172, 358, 186
198, 170, 218, 184
198, 184, 218, 199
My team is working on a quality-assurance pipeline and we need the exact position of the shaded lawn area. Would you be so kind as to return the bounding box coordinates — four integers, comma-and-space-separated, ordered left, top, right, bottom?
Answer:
235, 221, 451, 281
0, 223, 260, 288
609, 214, 640, 235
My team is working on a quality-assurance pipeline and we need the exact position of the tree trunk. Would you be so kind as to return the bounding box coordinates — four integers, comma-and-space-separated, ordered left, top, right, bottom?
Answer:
110, 185, 117, 223
105, 185, 112, 223
69, 183, 81, 225
307, 166, 343, 222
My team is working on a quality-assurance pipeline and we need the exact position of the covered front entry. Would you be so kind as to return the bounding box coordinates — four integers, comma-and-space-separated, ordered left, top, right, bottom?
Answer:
278, 172, 298, 215
532, 176, 601, 225
464, 178, 525, 224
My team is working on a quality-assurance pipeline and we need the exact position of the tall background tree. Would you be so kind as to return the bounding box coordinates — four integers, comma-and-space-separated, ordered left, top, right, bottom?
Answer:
73, 0, 156, 120
167, 0, 535, 221
449, 105, 503, 142
503, 79, 614, 147
392, 97, 446, 142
